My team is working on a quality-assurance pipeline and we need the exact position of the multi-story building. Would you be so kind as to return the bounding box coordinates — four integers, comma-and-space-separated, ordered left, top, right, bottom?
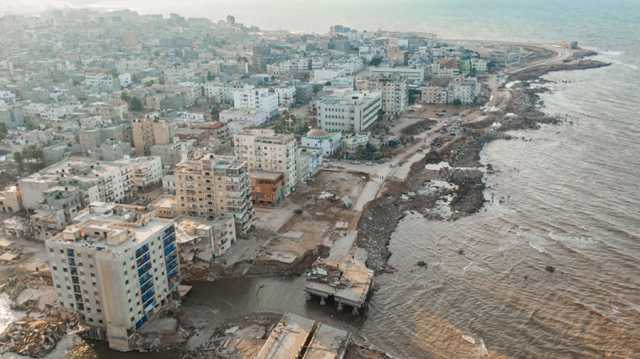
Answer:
369, 66, 425, 83
358, 76, 409, 115
273, 86, 297, 108
175, 154, 254, 232
18, 159, 133, 210
421, 85, 450, 104
132, 117, 175, 157
428, 60, 461, 80
114, 156, 163, 192
0, 186, 22, 213
451, 77, 481, 105
45, 203, 180, 351
233, 129, 298, 195
203, 81, 243, 104
421, 77, 480, 105
232, 86, 278, 116
316, 91, 382, 134
301, 129, 342, 157
297, 147, 323, 183
84, 69, 114, 90
175, 215, 237, 259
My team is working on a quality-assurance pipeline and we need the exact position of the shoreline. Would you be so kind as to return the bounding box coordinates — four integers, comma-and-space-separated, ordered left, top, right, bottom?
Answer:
356, 49, 610, 273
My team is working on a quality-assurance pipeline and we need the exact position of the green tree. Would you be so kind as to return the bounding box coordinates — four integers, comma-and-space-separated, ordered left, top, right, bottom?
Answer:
369, 57, 383, 66
128, 96, 144, 112
13, 151, 23, 172
0, 123, 7, 140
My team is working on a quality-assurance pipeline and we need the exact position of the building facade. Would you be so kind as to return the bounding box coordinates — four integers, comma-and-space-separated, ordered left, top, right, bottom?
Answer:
233, 129, 298, 195
317, 92, 382, 134
132, 117, 174, 157
369, 66, 425, 83
175, 154, 254, 232
232, 86, 278, 116
45, 204, 180, 351
249, 171, 285, 207
301, 129, 342, 157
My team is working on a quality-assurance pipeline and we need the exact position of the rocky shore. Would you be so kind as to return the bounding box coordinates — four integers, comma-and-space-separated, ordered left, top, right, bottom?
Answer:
357, 49, 611, 273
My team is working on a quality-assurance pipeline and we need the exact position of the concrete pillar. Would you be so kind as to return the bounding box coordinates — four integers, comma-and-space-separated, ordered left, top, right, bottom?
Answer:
352, 306, 360, 316
337, 302, 344, 312
320, 297, 326, 306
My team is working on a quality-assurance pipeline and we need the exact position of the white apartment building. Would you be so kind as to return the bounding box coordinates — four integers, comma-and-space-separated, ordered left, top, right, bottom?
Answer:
18, 157, 165, 210
203, 81, 243, 104
234, 129, 298, 195
267, 58, 312, 77
369, 66, 425, 83
421, 77, 480, 105
470, 58, 488, 74
175, 154, 254, 232
317, 91, 382, 133
451, 77, 480, 104
301, 129, 342, 157
428, 61, 461, 79
18, 159, 133, 210
84, 70, 114, 89
114, 156, 163, 192
46, 203, 180, 351
273, 86, 297, 108
327, 56, 365, 75
232, 86, 278, 116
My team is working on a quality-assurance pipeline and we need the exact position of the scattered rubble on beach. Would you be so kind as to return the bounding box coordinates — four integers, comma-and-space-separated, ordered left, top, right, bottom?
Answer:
0, 308, 81, 358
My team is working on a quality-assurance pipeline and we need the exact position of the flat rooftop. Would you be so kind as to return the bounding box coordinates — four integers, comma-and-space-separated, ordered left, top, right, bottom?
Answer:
256, 313, 315, 359
302, 324, 350, 359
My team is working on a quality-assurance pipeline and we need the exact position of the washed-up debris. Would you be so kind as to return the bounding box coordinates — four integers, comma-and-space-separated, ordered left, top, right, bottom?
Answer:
318, 191, 335, 200
416, 260, 427, 267
335, 221, 349, 230
342, 197, 353, 209
0, 309, 80, 358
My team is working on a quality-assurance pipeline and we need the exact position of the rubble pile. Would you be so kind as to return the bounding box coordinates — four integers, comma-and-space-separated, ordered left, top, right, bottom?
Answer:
307, 259, 356, 289
0, 309, 80, 358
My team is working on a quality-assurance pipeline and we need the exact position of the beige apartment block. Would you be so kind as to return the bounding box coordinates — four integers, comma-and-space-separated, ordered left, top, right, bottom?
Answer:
233, 129, 298, 195
175, 154, 254, 232
132, 116, 174, 156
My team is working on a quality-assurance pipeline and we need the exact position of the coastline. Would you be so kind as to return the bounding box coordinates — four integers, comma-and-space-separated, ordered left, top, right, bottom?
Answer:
356, 48, 611, 273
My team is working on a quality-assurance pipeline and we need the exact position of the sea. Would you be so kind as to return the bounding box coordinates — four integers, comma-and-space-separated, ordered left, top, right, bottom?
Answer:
4, 1, 640, 358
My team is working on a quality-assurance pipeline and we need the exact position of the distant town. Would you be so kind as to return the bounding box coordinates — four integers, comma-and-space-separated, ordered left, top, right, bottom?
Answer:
0, 8, 605, 359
